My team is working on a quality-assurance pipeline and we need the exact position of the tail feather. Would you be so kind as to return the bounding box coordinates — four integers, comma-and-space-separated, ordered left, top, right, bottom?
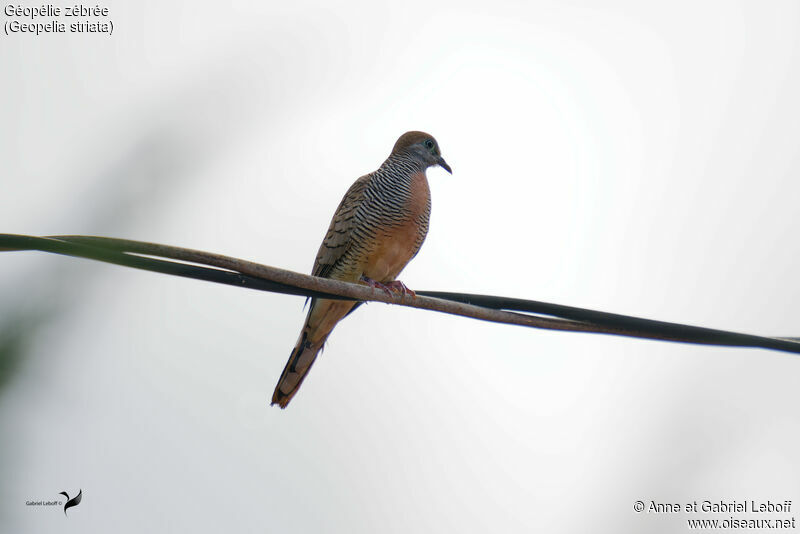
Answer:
271, 331, 323, 408
272, 298, 358, 408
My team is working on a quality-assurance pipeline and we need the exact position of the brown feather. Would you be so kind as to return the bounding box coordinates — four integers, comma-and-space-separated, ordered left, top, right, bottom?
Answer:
391, 131, 434, 155
312, 175, 371, 280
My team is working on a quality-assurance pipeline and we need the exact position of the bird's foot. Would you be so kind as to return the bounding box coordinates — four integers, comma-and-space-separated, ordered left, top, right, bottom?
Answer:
359, 276, 415, 298
384, 280, 416, 298
360, 275, 393, 297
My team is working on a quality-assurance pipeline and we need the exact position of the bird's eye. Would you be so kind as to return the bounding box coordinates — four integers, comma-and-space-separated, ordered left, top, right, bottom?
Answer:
424, 139, 434, 150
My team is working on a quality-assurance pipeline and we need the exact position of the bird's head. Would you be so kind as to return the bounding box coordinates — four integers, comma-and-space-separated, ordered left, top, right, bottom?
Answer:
391, 131, 452, 174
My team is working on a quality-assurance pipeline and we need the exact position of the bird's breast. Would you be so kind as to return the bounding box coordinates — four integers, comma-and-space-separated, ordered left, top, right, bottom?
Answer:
363, 171, 431, 282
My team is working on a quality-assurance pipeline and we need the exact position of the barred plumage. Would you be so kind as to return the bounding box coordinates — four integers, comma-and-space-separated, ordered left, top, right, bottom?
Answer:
271, 131, 451, 408
317, 153, 430, 280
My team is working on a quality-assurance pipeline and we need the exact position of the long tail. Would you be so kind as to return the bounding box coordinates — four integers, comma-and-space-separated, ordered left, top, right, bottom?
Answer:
271, 328, 325, 408
272, 298, 358, 408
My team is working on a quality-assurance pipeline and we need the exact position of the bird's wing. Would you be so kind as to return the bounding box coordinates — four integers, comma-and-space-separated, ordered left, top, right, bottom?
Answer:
312, 174, 371, 279
272, 175, 372, 408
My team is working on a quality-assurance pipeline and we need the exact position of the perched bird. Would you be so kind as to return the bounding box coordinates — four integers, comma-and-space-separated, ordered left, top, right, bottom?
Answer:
271, 131, 452, 408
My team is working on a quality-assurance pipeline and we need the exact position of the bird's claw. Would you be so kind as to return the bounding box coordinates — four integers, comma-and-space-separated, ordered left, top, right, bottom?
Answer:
384, 280, 416, 298
360, 275, 393, 297
360, 276, 415, 298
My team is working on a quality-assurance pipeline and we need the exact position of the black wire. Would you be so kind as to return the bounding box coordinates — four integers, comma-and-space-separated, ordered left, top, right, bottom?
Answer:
418, 291, 800, 353
0, 234, 347, 301
2, 233, 799, 355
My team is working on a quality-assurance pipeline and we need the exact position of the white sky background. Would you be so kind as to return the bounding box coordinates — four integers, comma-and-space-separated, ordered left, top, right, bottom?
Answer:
2, 0, 799, 532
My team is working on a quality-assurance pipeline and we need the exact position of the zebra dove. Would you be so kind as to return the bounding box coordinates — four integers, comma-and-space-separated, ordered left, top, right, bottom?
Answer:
271, 131, 451, 408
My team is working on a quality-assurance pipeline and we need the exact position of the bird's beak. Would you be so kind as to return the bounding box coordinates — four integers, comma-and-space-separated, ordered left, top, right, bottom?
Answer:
437, 157, 452, 174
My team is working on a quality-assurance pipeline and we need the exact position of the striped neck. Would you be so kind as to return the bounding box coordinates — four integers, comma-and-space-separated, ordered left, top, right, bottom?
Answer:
378, 151, 427, 176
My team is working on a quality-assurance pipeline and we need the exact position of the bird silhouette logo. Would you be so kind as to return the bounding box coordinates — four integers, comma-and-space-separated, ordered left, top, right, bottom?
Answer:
58, 489, 82, 516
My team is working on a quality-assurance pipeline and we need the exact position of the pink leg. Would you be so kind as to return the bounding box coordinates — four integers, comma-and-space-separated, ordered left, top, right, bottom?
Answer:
359, 276, 416, 298
383, 280, 416, 298
360, 275, 393, 297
